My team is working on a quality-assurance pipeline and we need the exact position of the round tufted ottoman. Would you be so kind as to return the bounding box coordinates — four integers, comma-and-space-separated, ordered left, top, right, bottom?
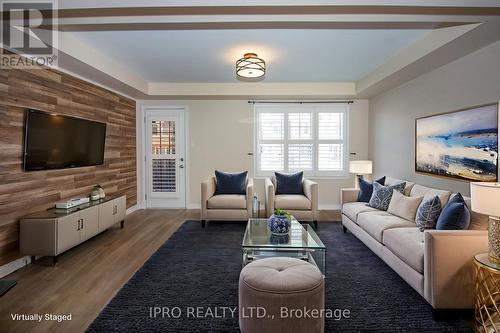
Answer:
239, 257, 325, 333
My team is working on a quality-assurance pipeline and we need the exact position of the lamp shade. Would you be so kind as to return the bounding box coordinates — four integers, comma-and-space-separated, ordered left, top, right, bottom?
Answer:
470, 182, 500, 217
349, 160, 373, 175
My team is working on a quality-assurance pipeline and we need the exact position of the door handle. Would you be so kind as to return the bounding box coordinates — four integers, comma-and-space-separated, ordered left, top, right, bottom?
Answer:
179, 165, 184, 169
81, 218, 84, 229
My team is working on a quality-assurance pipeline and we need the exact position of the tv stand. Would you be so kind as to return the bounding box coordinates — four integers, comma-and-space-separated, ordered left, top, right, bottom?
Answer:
20, 195, 126, 265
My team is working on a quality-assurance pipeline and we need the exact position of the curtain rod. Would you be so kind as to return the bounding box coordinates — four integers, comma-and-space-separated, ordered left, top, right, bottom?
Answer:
248, 100, 353, 104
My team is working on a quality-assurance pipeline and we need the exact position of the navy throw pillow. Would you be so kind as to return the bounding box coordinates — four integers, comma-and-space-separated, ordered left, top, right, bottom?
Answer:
448, 192, 468, 207
436, 193, 470, 230
215, 170, 247, 195
275, 171, 303, 195
357, 176, 386, 202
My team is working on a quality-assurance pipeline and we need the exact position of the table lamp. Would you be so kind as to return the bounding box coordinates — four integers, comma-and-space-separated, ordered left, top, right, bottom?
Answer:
470, 182, 500, 263
349, 160, 373, 188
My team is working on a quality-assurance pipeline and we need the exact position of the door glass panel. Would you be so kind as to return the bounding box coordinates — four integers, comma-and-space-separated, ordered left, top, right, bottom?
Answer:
151, 120, 177, 193
152, 121, 176, 154
152, 159, 176, 192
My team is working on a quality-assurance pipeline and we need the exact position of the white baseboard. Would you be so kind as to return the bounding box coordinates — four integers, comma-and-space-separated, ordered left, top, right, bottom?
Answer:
126, 204, 143, 215
319, 204, 341, 210
186, 203, 201, 210
0, 256, 31, 279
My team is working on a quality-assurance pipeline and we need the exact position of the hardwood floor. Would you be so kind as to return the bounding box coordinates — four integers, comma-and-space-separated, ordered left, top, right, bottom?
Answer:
0, 209, 340, 333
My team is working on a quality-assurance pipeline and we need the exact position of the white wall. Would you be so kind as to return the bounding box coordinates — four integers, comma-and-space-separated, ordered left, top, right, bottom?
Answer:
137, 99, 369, 210
369, 40, 500, 195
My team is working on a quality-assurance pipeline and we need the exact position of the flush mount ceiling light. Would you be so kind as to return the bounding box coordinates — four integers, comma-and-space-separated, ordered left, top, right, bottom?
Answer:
236, 53, 266, 78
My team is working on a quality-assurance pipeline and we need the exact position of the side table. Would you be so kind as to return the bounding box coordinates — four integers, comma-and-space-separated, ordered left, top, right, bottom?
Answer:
474, 253, 500, 333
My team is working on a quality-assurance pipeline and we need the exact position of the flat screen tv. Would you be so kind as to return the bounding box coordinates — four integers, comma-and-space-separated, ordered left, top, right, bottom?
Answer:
24, 109, 107, 171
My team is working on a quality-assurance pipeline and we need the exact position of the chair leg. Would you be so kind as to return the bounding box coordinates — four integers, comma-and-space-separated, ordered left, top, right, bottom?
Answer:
202, 220, 207, 228
342, 225, 347, 233
313, 220, 318, 230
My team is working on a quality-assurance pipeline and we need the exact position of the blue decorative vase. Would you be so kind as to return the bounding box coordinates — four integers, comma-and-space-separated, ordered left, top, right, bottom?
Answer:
270, 234, 289, 245
268, 214, 291, 235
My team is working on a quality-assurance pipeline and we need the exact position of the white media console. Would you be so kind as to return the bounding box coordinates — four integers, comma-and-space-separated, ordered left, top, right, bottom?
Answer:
20, 195, 126, 265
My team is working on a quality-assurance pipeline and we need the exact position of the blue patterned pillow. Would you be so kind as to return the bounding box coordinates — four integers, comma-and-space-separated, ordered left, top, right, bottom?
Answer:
416, 196, 442, 231
357, 176, 386, 202
368, 182, 406, 211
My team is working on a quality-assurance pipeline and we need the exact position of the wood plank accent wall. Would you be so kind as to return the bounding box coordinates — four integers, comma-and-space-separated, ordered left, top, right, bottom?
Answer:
0, 67, 137, 266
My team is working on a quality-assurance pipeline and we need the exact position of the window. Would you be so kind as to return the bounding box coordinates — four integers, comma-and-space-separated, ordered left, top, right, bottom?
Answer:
255, 104, 349, 178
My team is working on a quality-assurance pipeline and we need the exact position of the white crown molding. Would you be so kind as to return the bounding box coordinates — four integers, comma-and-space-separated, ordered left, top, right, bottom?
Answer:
148, 82, 356, 97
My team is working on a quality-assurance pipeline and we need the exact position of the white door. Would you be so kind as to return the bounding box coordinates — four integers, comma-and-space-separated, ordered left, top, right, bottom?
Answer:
145, 109, 186, 208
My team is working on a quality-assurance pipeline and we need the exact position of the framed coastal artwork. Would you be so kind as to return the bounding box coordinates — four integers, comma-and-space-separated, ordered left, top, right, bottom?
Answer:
415, 103, 499, 182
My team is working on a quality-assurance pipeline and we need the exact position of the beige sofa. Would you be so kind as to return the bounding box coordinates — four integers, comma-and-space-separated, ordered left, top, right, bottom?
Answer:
265, 176, 318, 226
201, 177, 254, 226
341, 177, 488, 310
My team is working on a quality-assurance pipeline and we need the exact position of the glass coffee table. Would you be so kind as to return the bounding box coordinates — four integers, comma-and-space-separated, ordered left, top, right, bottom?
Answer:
242, 218, 326, 275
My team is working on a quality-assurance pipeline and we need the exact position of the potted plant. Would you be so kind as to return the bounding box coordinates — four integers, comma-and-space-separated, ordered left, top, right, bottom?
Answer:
268, 209, 292, 235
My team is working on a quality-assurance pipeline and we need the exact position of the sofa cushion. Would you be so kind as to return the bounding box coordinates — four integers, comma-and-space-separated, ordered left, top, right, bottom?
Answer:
342, 202, 379, 223
357, 176, 386, 202
275, 171, 304, 195
410, 184, 451, 208
275, 194, 310, 210
387, 190, 423, 222
357, 211, 415, 243
415, 195, 442, 231
215, 170, 247, 195
436, 193, 471, 230
368, 182, 406, 211
383, 227, 424, 274
385, 177, 415, 196
207, 194, 246, 209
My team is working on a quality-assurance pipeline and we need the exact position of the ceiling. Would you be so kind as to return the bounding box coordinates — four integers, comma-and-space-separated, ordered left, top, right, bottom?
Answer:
4, 0, 500, 99
71, 29, 429, 83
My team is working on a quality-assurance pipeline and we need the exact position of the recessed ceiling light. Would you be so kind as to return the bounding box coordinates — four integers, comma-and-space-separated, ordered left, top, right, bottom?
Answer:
236, 53, 265, 78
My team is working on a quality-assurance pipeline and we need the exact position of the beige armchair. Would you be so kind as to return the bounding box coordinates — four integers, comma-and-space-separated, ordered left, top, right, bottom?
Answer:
201, 177, 254, 227
265, 176, 318, 227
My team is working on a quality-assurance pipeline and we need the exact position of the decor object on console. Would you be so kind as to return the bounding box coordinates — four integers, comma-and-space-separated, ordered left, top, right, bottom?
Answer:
268, 209, 292, 235
95, 184, 105, 199
471, 182, 500, 263
415, 103, 498, 182
236, 53, 265, 78
90, 187, 100, 201
349, 160, 373, 188
473, 253, 500, 332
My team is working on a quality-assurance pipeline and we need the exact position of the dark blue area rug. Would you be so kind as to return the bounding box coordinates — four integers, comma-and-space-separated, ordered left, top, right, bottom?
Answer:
87, 221, 472, 332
